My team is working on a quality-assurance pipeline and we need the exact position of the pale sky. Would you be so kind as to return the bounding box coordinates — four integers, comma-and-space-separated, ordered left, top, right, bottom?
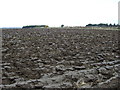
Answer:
0, 0, 119, 27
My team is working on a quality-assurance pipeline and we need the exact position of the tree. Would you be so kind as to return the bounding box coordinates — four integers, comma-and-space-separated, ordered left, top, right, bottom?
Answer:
61, 24, 64, 27
109, 24, 112, 27
113, 23, 116, 27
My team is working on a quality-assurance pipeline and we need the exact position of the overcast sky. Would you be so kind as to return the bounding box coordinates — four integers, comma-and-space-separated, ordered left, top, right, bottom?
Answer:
0, 0, 119, 27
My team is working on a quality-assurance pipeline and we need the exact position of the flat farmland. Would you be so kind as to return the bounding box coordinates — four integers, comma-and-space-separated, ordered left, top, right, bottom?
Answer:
1, 28, 120, 88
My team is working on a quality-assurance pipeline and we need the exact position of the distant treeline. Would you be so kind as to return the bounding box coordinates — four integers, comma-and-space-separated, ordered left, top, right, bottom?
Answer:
22, 25, 49, 28
86, 23, 118, 27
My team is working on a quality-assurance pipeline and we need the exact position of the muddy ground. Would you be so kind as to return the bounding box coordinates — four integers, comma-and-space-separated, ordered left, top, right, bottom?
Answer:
1, 28, 120, 89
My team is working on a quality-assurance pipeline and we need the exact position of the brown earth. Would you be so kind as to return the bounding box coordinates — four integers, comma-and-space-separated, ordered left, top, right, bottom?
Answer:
1, 28, 120, 89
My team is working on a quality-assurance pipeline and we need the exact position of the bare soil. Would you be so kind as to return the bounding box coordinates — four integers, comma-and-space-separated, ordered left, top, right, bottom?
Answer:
1, 28, 120, 89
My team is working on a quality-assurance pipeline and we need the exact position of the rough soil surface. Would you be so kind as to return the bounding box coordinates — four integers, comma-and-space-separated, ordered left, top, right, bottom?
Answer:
1, 28, 120, 89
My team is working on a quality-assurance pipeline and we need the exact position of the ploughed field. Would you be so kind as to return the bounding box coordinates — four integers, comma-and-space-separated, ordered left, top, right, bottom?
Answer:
1, 28, 120, 88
